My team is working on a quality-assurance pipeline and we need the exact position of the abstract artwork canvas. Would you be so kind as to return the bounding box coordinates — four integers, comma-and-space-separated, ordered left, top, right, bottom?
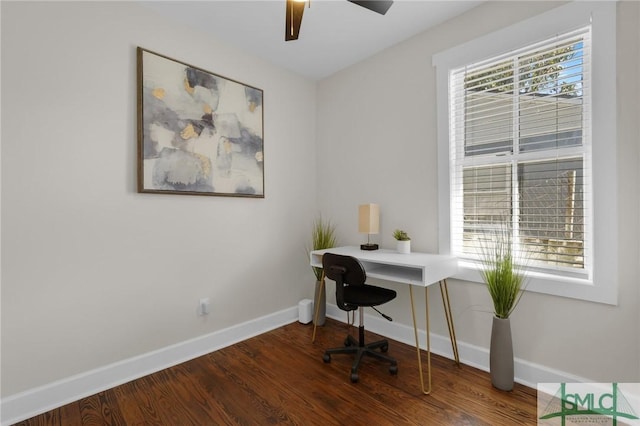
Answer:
137, 48, 264, 197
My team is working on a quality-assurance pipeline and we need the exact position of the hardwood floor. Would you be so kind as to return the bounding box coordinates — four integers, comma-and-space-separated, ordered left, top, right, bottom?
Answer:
15, 319, 537, 425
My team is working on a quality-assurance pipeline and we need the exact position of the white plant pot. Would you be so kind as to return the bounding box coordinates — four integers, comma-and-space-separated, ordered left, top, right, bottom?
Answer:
396, 240, 411, 254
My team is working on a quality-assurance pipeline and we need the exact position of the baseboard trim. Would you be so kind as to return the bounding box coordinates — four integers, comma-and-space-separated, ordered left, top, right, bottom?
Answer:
2, 303, 588, 425
324, 304, 589, 389
0, 307, 299, 426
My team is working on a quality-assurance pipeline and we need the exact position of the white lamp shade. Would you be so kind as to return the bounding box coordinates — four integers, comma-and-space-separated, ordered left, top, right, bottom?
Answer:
358, 204, 380, 234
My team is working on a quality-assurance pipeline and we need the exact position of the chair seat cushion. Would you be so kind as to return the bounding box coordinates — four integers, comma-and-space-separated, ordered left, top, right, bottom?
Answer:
343, 285, 397, 307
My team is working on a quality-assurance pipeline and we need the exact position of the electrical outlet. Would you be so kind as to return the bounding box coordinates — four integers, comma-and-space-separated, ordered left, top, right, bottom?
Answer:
199, 298, 210, 316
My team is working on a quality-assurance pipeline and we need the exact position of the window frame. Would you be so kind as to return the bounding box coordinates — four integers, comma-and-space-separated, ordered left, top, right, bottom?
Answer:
433, 2, 618, 305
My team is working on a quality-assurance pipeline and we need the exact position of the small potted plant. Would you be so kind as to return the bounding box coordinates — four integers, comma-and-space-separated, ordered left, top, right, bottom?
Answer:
393, 229, 411, 254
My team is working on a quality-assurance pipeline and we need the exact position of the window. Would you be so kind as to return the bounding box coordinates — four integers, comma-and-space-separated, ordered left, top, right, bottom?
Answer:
450, 28, 591, 278
433, 2, 617, 304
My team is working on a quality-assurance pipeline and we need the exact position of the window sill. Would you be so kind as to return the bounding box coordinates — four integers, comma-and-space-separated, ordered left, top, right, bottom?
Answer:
452, 260, 617, 306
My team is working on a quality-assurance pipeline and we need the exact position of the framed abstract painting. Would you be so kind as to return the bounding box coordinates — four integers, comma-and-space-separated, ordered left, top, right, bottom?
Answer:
137, 48, 264, 197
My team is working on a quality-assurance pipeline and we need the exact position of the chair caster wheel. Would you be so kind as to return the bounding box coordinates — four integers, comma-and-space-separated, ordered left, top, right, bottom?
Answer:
389, 365, 398, 375
323, 354, 331, 363
350, 373, 359, 383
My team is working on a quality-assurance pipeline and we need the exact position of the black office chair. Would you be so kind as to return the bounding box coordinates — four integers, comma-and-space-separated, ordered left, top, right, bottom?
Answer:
321, 253, 398, 383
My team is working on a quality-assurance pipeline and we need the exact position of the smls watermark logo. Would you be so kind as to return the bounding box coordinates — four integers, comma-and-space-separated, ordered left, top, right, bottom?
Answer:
538, 383, 640, 425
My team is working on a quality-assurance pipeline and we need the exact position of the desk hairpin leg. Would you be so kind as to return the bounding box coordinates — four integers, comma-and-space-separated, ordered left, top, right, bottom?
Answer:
410, 285, 431, 395
439, 279, 460, 365
410, 279, 460, 395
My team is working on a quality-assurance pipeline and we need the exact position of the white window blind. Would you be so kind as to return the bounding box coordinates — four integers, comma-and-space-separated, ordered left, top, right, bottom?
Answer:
449, 26, 592, 278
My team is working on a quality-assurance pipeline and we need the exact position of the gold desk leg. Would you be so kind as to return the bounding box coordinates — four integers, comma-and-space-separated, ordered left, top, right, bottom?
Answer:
439, 279, 460, 365
311, 277, 325, 343
410, 285, 431, 395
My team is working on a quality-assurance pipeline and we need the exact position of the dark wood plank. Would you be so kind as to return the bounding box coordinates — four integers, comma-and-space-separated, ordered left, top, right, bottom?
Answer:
13, 319, 537, 425
78, 390, 126, 426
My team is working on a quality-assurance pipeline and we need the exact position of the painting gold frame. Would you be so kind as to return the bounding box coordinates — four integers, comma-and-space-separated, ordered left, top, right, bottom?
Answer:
137, 48, 264, 197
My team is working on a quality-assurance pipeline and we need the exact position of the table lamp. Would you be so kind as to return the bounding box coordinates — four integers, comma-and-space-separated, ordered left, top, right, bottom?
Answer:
359, 203, 379, 251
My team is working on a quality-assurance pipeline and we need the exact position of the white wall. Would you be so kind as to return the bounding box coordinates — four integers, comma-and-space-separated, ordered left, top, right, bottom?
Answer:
1, 1, 317, 396
2, 0, 638, 412
317, 1, 640, 382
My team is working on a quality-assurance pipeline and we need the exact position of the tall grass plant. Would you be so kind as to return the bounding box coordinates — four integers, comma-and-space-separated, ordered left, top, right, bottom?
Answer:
310, 217, 337, 280
479, 226, 528, 319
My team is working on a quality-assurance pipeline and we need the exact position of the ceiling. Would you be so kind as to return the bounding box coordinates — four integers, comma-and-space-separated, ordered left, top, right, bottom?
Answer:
141, 1, 482, 80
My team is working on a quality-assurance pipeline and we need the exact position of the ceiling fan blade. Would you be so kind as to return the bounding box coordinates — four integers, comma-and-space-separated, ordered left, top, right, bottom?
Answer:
347, 0, 393, 15
285, 0, 305, 41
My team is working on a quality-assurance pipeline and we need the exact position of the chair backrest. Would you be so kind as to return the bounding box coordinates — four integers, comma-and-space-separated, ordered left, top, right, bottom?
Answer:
322, 253, 366, 312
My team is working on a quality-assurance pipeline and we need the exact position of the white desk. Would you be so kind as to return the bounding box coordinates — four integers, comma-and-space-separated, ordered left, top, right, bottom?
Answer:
310, 246, 460, 394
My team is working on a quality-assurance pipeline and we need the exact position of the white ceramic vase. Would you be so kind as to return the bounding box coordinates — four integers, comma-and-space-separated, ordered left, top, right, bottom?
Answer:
396, 240, 411, 254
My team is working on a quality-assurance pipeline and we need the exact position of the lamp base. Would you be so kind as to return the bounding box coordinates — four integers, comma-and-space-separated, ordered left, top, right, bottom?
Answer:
360, 243, 379, 251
